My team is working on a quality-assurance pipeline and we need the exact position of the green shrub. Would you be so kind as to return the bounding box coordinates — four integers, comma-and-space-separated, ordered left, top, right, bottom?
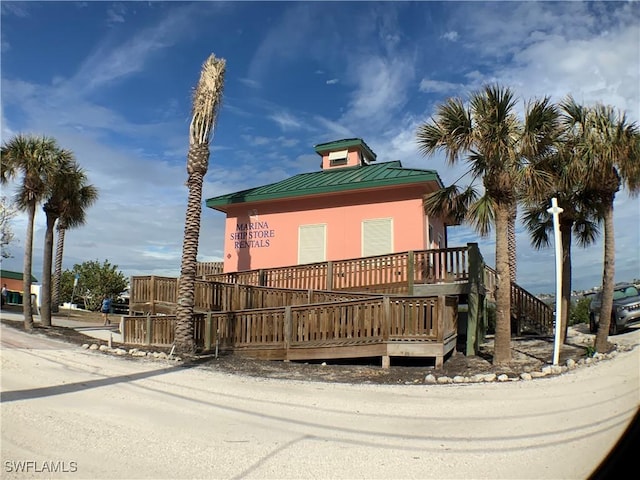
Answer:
569, 296, 591, 326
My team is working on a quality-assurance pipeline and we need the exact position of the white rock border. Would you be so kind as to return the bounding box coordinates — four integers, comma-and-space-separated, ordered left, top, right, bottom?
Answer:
81, 343, 181, 363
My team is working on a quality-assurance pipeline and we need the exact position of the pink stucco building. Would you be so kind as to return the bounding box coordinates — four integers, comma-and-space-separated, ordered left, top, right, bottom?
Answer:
206, 138, 451, 273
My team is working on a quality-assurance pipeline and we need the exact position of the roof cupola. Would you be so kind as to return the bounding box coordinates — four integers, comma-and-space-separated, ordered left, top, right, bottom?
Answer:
314, 138, 377, 170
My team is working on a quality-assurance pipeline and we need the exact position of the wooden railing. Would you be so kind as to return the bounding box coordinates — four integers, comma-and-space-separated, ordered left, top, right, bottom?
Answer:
196, 262, 224, 277
130, 278, 381, 315
511, 284, 555, 335
128, 244, 553, 346
204, 246, 473, 293
121, 295, 458, 356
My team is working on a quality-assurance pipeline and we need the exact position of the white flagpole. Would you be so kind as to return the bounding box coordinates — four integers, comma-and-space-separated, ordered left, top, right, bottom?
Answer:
547, 197, 564, 365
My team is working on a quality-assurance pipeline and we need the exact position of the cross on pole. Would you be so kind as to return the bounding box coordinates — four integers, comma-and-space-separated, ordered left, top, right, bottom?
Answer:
547, 197, 564, 365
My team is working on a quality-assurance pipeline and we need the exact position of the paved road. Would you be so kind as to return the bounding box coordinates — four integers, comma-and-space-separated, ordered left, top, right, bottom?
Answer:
1, 323, 638, 479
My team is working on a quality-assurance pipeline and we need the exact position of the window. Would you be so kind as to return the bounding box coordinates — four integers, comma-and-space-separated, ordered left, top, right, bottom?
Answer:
362, 218, 393, 257
298, 224, 326, 264
328, 149, 348, 166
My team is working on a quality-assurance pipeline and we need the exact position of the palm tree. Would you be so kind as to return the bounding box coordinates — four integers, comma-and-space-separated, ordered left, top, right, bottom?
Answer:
39, 150, 75, 326
175, 54, 226, 355
577, 103, 640, 353
1, 134, 61, 331
521, 98, 603, 344
43, 161, 98, 321
417, 85, 558, 365
51, 171, 98, 314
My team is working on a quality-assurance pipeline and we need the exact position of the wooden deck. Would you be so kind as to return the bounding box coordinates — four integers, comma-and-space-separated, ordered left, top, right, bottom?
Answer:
122, 295, 458, 368
125, 243, 553, 366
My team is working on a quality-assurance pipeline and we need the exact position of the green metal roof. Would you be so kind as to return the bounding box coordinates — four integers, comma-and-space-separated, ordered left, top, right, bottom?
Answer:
314, 138, 377, 161
206, 161, 444, 210
0, 270, 38, 282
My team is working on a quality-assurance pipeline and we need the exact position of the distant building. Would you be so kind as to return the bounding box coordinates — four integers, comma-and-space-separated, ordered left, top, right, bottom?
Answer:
206, 138, 455, 273
0, 269, 38, 292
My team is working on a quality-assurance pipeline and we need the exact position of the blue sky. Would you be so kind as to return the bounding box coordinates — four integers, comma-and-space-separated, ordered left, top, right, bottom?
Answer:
1, 1, 638, 294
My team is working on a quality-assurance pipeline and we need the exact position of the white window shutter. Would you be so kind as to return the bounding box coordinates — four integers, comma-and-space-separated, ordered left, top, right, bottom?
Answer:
362, 218, 393, 257
298, 224, 326, 264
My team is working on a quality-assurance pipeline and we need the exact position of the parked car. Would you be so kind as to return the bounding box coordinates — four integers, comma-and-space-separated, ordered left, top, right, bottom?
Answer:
589, 283, 640, 334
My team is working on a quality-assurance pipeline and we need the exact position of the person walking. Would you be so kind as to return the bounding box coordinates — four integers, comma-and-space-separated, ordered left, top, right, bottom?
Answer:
101, 295, 112, 325
1, 284, 8, 308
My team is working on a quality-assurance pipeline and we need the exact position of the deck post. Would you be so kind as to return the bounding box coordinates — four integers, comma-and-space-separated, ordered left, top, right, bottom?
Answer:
466, 242, 481, 356
145, 313, 152, 345
150, 275, 156, 315
284, 306, 292, 361
407, 251, 415, 295
382, 355, 390, 368
383, 296, 390, 341
233, 283, 240, 311
436, 296, 445, 343
204, 312, 212, 351
326, 261, 333, 291
258, 269, 266, 286
128, 276, 133, 315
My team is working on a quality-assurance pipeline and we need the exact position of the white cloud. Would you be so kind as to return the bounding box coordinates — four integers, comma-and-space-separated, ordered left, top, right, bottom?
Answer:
239, 78, 261, 89
342, 55, 415, 131
106, 3, 126, 25
442, 31, 458, 42
419, 79, 461, 95
241, 135, 270, 147
70, 3, 211, 93
269, 111, 303, 131
326, 78, 339, 85
313, 115, 353, 140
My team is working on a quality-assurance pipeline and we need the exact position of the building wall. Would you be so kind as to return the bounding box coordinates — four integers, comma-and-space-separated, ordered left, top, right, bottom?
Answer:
1, 277, 23, 292
221, 186, 448, 272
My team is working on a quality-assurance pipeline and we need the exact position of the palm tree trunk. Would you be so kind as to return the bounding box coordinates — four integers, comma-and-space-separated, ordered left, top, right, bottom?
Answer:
22, 202, 35, 331
40, 213, 56, 327
493, 205, 512, 364
52, 226, 65, 313
175, 152, 208, 354
508, 204, 517, 283
174, 54, 225, 356
595, 201, 615, 353
560, 221, 572, 344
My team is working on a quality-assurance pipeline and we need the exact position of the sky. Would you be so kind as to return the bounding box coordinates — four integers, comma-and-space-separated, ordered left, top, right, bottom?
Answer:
1, 0, 639, 295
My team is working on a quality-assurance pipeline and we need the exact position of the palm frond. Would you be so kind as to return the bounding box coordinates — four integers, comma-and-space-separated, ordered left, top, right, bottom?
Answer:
190, 54, 226, 146
423, 184, 478, 224
416, 97, 472, 165
466, 193, 495, 237
573, 218, 600, 247
522, 203, 553, 249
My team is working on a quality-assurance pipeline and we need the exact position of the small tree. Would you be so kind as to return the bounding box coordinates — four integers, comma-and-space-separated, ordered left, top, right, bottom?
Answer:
0, 196, 18, 260
569, 296, 591, 326
67, 260, 127, 311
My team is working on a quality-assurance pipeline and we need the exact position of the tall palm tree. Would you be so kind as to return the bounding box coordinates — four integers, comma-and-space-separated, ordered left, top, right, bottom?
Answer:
43, 161, 97, 321
1, 134, 61, 331
417, 85, 558, 365
175, 54, 226, 355
521, 98, 603, 344
51, 172, 98, 314
577, 103, 640, 353
39, 150, 75, 326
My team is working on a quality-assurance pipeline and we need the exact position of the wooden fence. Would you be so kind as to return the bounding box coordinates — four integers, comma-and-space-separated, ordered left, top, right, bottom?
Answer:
204, 247, 472, 293
130, 278, 382, 315
121, 295, 458, 367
